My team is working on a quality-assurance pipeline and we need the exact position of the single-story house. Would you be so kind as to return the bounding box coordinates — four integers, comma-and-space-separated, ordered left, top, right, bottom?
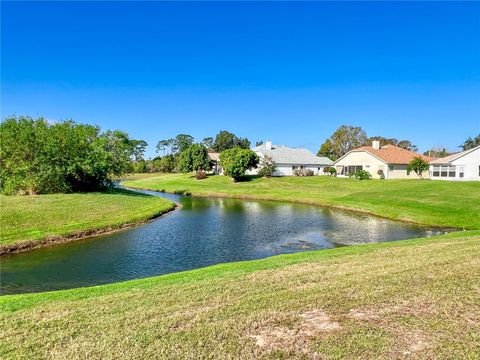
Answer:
251, 141, 333, 176
334, 141, 434, 179
429, 145, 480, 181
208, 152, 223, 175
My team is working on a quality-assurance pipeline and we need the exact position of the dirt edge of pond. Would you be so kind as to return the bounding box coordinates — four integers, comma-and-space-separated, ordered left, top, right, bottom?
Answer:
0, 203, 178, 256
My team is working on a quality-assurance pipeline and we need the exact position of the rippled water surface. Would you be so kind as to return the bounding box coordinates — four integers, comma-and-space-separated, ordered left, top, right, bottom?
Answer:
1, 190, 442, 294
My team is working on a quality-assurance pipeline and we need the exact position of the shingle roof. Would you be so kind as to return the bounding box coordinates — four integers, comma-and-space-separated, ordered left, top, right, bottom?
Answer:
253, 144, 333, 165
349, 144, 434, 164
208, 152, 220, 161
430, 145, 480, 164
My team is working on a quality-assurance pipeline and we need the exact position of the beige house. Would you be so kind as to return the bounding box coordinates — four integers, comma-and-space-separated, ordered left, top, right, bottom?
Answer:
334, 141, 434, 179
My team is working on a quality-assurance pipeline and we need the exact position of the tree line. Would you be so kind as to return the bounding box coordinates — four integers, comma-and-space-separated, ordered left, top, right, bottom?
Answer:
317, 125, 479, 161
134, 130, 253, 174
0, 116, 145, 195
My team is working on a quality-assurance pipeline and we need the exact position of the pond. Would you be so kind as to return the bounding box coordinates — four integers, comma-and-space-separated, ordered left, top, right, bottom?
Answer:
1, 189, 444, 295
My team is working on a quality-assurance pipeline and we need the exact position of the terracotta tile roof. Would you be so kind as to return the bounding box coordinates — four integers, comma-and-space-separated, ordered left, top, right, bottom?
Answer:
352, 144, 434, 164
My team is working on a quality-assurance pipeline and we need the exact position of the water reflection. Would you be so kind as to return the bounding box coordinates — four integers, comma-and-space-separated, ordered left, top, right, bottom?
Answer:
1, 190, 444, 294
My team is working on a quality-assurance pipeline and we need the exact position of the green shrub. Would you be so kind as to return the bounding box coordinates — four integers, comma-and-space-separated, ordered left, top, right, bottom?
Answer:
354, 169, 372, 180
0, 116, 139, 195
220, 147, 259, 182
258, 156, 277, 177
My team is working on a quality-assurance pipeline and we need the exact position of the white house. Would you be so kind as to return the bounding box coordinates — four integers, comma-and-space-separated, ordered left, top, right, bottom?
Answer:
334, 141, 434, 179
208, 152, 223, 175
429, 145, 480, 181
251, 141, 333, 176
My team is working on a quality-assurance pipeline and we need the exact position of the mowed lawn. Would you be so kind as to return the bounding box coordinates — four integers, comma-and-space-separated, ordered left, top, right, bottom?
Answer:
123, 174, 480, 230
1, 231, 479, 359
0, 188, 175, 247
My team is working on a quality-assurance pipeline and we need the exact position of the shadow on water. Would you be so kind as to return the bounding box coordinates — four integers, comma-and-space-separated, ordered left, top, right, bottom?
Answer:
1, 188, 447, 295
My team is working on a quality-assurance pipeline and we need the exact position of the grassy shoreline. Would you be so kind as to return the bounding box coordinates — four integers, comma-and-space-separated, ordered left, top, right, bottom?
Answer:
0, 188, 176, 255
123, 174, 480, 230
2, 174, 479, 358
1, 230, 479, 358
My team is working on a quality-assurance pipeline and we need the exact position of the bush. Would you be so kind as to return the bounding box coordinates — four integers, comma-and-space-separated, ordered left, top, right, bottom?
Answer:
0, 116, 138, 195
195, 171, 207, 180
258, 156, 277, 177
323, 166, 337, 176
293, 168, 314, 176
354, 169, 372, 180
220, 147, 259, 182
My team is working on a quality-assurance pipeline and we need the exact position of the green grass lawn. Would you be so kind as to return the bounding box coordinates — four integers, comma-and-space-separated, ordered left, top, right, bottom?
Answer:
1, 231, 479, 359
0, 188, 175, 249
123, 174, 480, 230
2, 174, 479, 358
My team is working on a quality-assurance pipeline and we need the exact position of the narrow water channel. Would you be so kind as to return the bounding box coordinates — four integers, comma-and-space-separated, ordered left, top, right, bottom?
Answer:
1, 190, 443, 294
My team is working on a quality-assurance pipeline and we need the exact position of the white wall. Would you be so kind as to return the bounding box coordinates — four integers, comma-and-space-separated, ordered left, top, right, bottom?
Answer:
430, 147, 480, 181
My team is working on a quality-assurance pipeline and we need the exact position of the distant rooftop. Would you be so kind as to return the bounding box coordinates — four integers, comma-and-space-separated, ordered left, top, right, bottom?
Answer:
430, 145, 480, 164
348, 144, 434, 164
253, 143, 333, 165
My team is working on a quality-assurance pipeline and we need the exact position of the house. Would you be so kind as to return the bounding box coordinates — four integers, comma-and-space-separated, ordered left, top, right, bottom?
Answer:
334, 141, 434, 179
208, 152, 223, 175
251, 141, 333, 176
429, 145, 480, 181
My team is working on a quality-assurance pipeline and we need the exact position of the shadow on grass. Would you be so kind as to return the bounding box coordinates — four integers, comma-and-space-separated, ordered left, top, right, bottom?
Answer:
237, 175, 262, 182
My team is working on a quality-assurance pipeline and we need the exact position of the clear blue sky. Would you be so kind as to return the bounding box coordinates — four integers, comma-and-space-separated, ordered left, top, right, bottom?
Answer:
2, 1, 479, 158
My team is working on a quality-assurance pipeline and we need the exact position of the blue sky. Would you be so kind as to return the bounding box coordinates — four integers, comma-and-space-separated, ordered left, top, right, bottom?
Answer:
2, 1, 479, 158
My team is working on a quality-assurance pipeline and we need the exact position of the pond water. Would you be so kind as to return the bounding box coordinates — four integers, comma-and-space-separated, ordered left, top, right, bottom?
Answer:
1, 189, 444, 295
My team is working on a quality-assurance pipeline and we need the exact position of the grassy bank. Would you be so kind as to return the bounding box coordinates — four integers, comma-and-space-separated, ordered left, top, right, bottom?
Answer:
123, 174, 480, 230
1, 231, 479, 359
0, 188, 175, 253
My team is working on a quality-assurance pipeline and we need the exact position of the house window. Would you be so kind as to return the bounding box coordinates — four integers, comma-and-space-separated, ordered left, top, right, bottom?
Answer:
341, 165, 363, 176
432, 166, 440, 177
389, 165, 394, 171
459, 166, 464, 178
292, 166, 297, 170
448, 166, 456, 177
441, 166, 448, 177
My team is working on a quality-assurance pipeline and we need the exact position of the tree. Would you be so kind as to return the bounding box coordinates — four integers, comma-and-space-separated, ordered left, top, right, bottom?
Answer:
172, 134, 194, 154
460, 134, 480, 151
178, 144, 211, 175
317, 139, 335, 159
201, 137, 214, 150
156, 139, 170, 155
130, 140, 148, 161
219, 147, 259, 182
368, 136, 399, 147
0, 116, 137, 195
407, 157, 429, 179
318, 125, 368, 160
257, 156, 276, 177
397, 140, 418, 152
255, 141, 264, 147
212, 130, 250, 152
423, 147, 449, 158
